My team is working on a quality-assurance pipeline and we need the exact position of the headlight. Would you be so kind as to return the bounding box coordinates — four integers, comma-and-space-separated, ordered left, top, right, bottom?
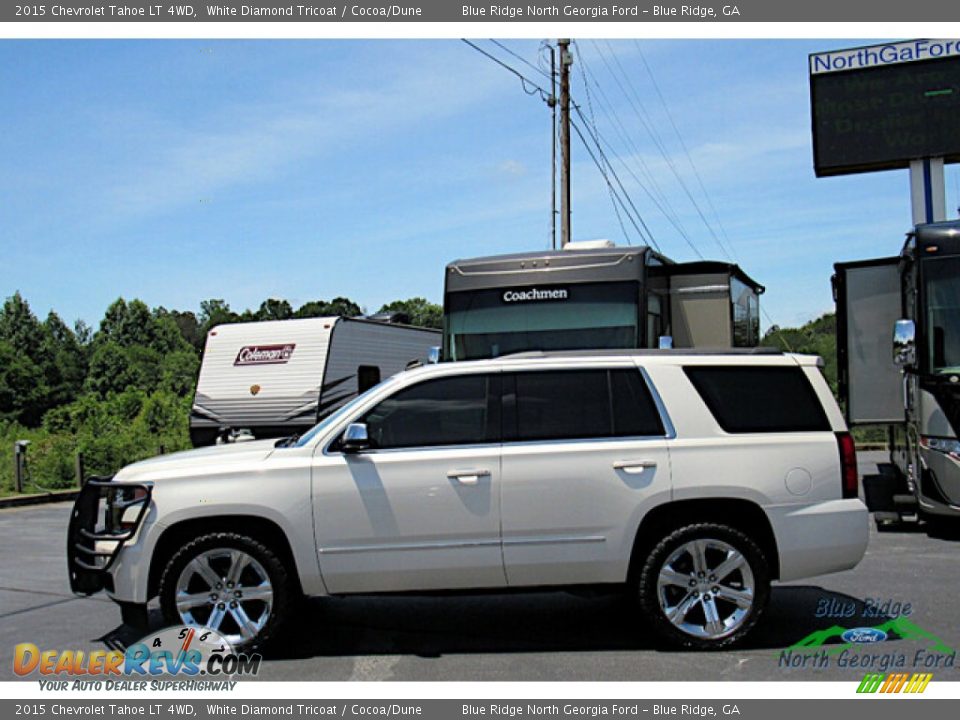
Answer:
106, 485, 150, 533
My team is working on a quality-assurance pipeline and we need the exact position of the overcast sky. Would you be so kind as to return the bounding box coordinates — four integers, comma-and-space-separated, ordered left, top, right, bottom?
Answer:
2, 39, 957, 330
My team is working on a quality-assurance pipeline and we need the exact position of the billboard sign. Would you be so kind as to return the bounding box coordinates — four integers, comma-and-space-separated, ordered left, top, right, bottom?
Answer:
810, 40, 960, 177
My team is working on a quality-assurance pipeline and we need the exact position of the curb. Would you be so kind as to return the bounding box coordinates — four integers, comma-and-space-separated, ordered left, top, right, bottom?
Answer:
0, 489, 80, 509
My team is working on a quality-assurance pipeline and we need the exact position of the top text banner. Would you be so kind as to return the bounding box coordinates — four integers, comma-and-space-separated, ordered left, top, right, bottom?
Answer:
5, 0, 960, 22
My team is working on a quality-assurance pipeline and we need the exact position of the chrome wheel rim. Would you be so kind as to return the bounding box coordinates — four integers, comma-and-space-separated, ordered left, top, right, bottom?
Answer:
656, 538, 755, 640
174, 548, 273, 645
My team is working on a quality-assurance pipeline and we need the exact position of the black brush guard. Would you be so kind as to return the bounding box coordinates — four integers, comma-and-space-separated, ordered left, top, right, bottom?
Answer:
67, 476, 152, 595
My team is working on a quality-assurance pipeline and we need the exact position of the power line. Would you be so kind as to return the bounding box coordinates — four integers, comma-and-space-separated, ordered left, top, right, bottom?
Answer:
578, 45, 700, 254
587, 112, 706, 259
489, 39, 553, 81
570, 114, 662, 252
600, 40, 729, 262
592, 40, 717, 261
633, 40, 739, 262
575, 42, 703, 255
572, 42, 634, 245
460, 39, 552, 102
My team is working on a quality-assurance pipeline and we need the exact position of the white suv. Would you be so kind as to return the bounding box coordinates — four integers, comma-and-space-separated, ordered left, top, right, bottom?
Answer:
68, 350, 868, 650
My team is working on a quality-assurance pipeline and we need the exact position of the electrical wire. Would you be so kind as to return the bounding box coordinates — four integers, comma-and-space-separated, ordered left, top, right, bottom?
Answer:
570, 116, 662, 252
489, 39, 553, 81
575, 44, 698, 252
572, 45, 635, 246
633, 40, 740, 262
592, 40, 719, 261
461, 39, 552, 102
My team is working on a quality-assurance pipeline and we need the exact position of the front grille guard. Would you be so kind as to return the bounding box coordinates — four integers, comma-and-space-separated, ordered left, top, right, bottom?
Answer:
67, 476, 153, 595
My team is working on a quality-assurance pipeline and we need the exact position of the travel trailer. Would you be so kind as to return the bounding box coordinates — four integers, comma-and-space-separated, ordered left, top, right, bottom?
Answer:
190, 316, 439, 445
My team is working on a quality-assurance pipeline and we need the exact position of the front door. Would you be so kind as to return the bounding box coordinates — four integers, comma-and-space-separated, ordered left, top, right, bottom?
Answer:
311, 373, 506, 593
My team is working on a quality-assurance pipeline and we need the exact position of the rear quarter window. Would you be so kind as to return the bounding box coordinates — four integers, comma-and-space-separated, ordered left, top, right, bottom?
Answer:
683, 365, 830, 433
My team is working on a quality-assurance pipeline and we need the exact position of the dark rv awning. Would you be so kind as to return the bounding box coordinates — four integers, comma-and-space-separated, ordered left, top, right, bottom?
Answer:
445, 246, 656, 293
663, 261, 765, 294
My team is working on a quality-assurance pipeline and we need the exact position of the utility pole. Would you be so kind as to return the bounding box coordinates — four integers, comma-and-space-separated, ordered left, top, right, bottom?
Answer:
558, 38, 572, 248
549, 44, 557, 250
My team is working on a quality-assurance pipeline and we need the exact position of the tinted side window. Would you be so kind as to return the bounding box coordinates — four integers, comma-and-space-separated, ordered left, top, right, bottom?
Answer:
508, 369, 665, 442
683, 366, 830, 433
611, 368, 667, 436
361, 374, 497, 449
357, 365, 381, 394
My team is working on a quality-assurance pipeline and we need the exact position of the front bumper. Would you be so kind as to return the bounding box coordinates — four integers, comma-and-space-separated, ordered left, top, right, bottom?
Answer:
67, 476, 152, 595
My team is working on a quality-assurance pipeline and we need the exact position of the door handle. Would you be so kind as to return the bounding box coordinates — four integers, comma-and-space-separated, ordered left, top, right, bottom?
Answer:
613, 460, 657, 474
447, 468, 490, 485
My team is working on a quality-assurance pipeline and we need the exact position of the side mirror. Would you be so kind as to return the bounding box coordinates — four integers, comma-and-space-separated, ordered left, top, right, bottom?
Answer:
428, 346, 441, 364
342, 423, 370, 453
893, 319, 916, 368
658, 335, 674, 350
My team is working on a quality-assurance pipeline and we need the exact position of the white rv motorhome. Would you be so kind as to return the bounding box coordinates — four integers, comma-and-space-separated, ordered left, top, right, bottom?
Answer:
190, 316, 440, 446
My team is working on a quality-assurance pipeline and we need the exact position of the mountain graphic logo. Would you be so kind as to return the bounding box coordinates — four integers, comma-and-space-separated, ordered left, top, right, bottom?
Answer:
789, 617, 955, 655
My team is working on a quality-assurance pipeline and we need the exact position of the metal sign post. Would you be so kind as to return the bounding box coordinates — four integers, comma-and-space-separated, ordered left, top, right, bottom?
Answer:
910, 157, 947, 225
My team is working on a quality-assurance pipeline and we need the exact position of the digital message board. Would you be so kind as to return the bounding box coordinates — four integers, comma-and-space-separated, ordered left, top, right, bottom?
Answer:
810, 39, 960, 177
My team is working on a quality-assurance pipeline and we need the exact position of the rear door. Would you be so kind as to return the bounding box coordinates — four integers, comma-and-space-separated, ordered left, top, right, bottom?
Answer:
834, 258, 904, 425
500, 363, 673, 586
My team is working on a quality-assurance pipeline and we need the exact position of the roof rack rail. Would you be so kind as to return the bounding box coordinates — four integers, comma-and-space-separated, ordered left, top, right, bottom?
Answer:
499, 348, 784, 359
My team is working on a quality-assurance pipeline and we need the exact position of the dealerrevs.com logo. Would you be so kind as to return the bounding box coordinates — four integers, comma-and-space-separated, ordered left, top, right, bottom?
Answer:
234, 344, 295, 366
14, 626, 260, 690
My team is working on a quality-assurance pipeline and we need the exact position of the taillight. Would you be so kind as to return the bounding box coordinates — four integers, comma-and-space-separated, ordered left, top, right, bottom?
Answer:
836, 431, 858, 499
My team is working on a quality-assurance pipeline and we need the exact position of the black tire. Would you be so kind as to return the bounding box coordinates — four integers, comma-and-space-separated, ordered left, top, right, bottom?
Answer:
158, 532, 294, 652
636, 522, 770, 650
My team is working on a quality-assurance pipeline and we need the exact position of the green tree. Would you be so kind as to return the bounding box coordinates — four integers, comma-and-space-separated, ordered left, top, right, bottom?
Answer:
198, 299, 239, 335
256, 298, 293, 322
40, 311, 87, 407
0, 291, 45, 360
84, 341, 138, 396
761, 313, 837, 393
294, 297, 362, 319
378, 297, 443, 329
0, 340, 47, 426
159, 349, 200, 395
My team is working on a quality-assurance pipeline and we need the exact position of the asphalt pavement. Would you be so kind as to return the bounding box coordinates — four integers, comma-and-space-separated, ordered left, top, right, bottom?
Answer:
1, 452, 958, 682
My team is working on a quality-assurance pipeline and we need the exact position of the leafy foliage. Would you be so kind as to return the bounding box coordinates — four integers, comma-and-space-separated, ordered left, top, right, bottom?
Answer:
761, 313, 838, 394
377, 297, 443, 329
0, 291, 440, 494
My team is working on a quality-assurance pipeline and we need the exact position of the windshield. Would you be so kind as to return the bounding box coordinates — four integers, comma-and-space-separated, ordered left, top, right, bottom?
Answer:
924, 255, 960, 374
444, 282, 640, 361
292, 374, 402, 448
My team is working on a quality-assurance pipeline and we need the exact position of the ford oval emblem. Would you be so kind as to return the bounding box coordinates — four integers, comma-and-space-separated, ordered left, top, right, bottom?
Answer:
842, 627, 888, 644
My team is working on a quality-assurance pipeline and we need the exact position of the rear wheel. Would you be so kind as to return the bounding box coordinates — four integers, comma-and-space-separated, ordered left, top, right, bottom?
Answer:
158, 532, 293, 651
637, 523, 770, 650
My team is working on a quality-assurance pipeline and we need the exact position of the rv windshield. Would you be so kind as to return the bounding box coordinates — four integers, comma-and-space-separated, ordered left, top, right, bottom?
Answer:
444, 282, 639, 361
924, 255, 960, 374
293, 374, 401, 448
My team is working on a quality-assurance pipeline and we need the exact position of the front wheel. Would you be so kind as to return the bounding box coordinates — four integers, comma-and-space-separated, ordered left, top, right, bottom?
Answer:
637, 523, 770, 650
158, 532, 293, 651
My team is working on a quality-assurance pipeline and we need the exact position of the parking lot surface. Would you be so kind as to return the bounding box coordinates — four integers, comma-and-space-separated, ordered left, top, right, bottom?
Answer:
2, 453, 958, 682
